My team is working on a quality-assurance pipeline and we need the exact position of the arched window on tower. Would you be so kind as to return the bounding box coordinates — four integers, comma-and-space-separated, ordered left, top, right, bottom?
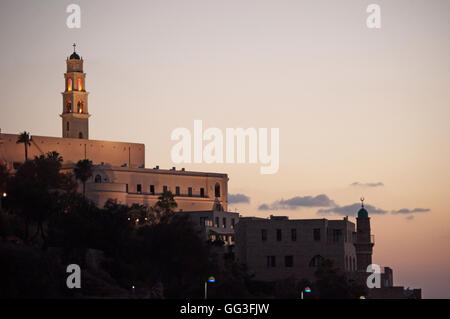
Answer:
77, 100, 83, 113
66, 100, 72, 113
66, 122, 70, 131
95, 175, 102, 183
309, 255, 325, 268
77, 78, 82, 91
215, 183, 220, 198
79, 132, 83, 139
68, 78, 72, 91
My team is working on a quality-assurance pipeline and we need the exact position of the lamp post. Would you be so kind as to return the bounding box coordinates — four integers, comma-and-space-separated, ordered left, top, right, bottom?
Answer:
301, 286, 311, 300
204, 276, 215, 300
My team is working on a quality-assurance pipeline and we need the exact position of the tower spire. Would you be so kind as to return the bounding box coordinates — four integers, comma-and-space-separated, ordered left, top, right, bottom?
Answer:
360, 196, 365, 208
73, 43, 76, 53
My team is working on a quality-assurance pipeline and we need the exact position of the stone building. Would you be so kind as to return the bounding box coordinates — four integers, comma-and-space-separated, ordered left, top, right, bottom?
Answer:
235, 214, 359, 281
0, 46, 228, 212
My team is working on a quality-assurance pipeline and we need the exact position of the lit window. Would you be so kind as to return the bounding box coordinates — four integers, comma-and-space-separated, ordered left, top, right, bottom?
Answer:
77, 78, 82, 91
68, 78, 72, 91
77, 101, 83, 113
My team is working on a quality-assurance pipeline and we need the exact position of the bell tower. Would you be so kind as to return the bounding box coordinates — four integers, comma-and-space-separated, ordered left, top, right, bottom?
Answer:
60, 44, 90, 139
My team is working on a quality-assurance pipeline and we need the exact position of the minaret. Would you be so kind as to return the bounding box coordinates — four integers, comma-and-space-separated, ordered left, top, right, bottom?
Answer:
60, 44, 90, 139
354, 197, 374, 271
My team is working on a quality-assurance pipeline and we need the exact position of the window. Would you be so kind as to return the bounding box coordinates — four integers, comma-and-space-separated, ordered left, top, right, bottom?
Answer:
353, 257, 356, 271
309, 255, 324, 268
150, 185, 155, 195
77, 78, 82, 91
68, 78, 72, 91
215, 183, 220, 197
200, 188, 205, 197
77, 100, 83, 113
215, 217, 220, 228
291, 229, 297, 241
261, 229, 268, 242
276, 229, 282, 241
285, 256, 294, 267
332, 229, 342, 243
94, 174, 102, 183
200, 217, 207, 227
78, 132, 83, 139
188, 187, 193, 197
66, 100, 72, 113
231, 218, 235, 229
66, 122, 70, 131
222, 218, 226, 228
163, 185, 168, 193
267, 256, 276, 268
313, 228, 321, 241
125, 184, 129, 193
137, 184, 142, 193
175, 186, 180, 196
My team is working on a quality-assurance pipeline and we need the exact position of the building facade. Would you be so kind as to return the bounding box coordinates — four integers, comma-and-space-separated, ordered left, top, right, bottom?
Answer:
235, 215, 358, 281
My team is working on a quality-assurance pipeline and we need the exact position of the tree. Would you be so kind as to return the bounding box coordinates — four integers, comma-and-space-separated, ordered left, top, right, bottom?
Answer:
149, 191, 178, 224
0, 163, 9, 212
7, 152, 67, 243
314, 259, 367, 299
74, 159, 93, 196
16, 131, 32, 161
0, 163, 8, 194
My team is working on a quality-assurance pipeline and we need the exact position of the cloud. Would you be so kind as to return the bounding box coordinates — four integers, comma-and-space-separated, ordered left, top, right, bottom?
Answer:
228, 193, 250, 204
258, 194, 335, 211
258, 204, 271, 211
391, 208, 430, 215
317, 203, 387, 216
406, 215, 415, 221
350, 182, 384, 188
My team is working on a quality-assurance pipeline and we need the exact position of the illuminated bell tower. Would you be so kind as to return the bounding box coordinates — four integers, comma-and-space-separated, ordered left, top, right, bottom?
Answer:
60, 44, 90, 139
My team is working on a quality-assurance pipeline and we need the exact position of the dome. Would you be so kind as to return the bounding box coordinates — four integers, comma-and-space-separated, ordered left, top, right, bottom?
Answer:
358, 207, 369, 218
69, 52, 80, 60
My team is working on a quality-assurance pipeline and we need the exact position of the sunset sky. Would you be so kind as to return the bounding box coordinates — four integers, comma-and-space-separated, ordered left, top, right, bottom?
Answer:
0, 0, 449, 298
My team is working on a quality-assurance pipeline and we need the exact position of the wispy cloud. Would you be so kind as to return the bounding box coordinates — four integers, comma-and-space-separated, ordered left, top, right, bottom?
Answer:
350, 182, 384, 188
228, 193, 250, 204
317, 203, 387, 216
391, 208, 430, 214
258, 194, 335, 211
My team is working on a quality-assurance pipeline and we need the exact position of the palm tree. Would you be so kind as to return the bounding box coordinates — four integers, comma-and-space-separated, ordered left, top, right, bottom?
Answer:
74, 159, 93, 196
16, 131, 31, 161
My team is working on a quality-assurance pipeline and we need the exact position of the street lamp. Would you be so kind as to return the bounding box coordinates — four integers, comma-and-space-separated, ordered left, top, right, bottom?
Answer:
301, 286, 311, 300
359, 296, 366, 299
204, 276, 215, 299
